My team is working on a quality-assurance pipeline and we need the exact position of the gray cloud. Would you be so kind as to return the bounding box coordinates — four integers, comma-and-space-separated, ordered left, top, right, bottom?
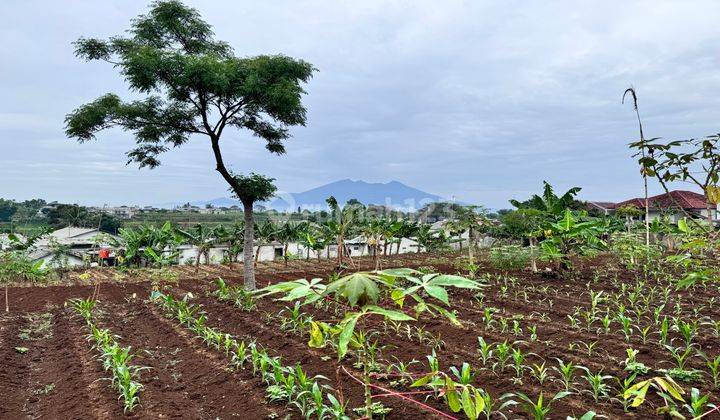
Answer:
2, 0, 720, 208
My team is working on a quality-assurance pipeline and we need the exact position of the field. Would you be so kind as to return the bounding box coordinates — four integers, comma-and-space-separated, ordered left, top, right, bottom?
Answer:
1, 252, 718, 419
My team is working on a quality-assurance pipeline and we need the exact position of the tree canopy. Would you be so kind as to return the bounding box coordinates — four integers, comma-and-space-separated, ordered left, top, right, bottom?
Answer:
65, 0, 315, 181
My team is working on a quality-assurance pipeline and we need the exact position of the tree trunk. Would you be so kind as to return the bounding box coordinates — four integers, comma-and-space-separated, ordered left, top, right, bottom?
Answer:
468, 229, 475, 262
529, 237, 538, 272
242, 201, 255, 290
284, 243, 289, 266
707, 200, 714, 227
337, 233, 343, 266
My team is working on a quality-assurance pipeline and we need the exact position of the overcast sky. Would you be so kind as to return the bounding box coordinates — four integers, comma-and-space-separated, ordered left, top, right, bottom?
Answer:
2, 1, 720, 209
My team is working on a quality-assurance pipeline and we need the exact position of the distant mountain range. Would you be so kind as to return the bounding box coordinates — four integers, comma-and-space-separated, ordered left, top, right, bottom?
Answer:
179, 179, 451, 211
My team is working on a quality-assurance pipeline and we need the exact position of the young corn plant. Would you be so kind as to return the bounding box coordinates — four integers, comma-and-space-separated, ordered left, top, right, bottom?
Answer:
580, 368, 613, 403
500, 391, 570, 420
477, 337, 493, 367
614, 373, 638, 412
553, 358, 579, 392
531, 362, 552, 386
682, 387, 717, 418
151, 291, 344, 418
69, 298, 146, 413
701, 353, 720, 390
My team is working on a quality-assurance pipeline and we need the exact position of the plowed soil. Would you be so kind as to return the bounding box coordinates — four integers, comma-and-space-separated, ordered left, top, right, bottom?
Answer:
1, 253, 718, 419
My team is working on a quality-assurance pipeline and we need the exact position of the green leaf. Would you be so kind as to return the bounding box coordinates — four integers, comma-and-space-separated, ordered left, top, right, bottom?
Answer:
337, 313, 361, 359
424, 285, 449, 305
473, 388, 485, 417
390, 289, 405, 307
326, 273, 381, 306
578, 411, 597, 420
461, 387, 476, 419
364, 306, 415, 321
677, 218, 689, 234
410, 373, 435, 388
429, 274, 482, 289
445, 377, 461, 412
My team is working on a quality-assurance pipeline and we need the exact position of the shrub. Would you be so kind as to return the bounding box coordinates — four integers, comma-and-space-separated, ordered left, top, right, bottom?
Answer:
0, 251, 47, 283
489, 245, 531, 271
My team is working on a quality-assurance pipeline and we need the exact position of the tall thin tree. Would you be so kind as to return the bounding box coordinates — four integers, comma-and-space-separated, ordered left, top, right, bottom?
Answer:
623, 87, 650, 247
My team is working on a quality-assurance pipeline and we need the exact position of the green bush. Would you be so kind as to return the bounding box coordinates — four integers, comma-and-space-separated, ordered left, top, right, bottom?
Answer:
0, 251, 47, 283
489, 245, 531, 271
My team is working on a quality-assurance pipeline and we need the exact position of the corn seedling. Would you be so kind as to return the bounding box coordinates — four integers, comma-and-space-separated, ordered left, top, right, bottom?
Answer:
580, 368, 613, 403
500, 391, 570, 420
553, 358, 579, 392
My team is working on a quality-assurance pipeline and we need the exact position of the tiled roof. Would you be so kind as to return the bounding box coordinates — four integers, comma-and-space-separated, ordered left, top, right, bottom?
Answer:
616, 190, 708, 210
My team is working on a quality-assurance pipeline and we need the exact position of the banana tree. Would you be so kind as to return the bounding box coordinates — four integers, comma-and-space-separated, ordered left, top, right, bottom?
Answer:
326, 196, 358, 267
114, 222, 179, 267
253, 220, 277, 266
215, 222, 244, 264
540, 210, 608, 270
448, 206, 489, 262
297, 224, 327, 260
360, 218, 385, 269
176, 224, 219, 271
394, 220, 418, 255
275, 221, 305, 265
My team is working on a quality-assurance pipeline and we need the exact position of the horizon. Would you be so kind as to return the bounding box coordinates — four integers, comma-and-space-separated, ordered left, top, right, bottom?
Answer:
2, 1, 720, 208
1, 177, 707, 212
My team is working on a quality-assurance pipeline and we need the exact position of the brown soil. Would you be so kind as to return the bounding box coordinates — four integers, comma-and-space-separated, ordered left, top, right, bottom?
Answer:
1, 252, 718, 419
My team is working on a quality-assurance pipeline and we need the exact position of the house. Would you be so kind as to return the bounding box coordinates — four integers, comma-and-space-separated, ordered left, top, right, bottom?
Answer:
36, 226, 117, 248
28, 248, 86, 268
29, 227, 119, 268
590, 190, 717, 223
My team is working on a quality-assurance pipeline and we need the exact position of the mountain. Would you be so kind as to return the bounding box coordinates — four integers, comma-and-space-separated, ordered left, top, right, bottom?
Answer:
181, 179, 449, 211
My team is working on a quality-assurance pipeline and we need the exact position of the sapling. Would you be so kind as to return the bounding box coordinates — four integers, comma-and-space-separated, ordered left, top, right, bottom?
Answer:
493, 341, 512, 372
682, 387, 716, 418
665, 345, 695, 371
553, 358, 579, 392
615, 373, 638, 412
501, 391, 570, 420
704, 354, 720, 389
659, 316, 669, 345
580, 368, 613, 403
599, 313, 612, 334
449, 362, 475, 385
531, 362, 552, 386
477, 337, 493, 366
511, 348, 527, 379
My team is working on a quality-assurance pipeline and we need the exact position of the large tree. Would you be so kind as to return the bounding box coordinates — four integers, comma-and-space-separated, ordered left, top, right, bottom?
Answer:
65, 1, 315, 289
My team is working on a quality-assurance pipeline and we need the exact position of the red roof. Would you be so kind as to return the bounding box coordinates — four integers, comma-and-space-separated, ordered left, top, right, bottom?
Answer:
615, 190, 708, 210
